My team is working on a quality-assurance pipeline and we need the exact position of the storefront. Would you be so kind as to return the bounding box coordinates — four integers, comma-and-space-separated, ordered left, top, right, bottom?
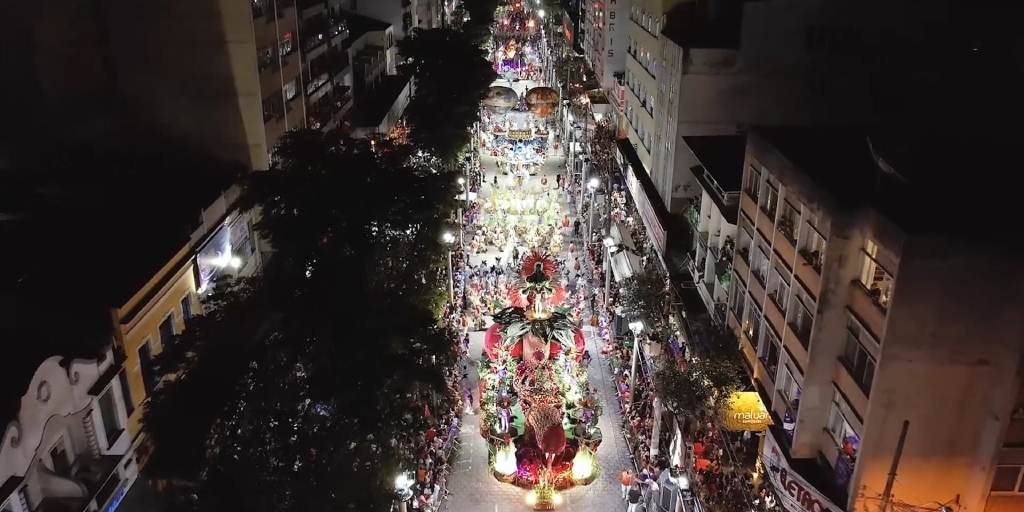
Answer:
761, 431, 844, 512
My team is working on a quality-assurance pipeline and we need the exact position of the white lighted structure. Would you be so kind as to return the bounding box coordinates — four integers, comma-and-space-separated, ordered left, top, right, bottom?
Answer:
1, 347, 139, 512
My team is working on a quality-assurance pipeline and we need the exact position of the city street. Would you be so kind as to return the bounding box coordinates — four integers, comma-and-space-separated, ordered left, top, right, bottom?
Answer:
446, 147, 630, 512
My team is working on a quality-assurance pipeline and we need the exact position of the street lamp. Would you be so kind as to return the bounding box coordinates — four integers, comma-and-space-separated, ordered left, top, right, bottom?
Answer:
442, 232, 456, 303
457, 177, 468, 246
395, 472, 414, 512
628, 321, 644, 410
586, 177, 600, 241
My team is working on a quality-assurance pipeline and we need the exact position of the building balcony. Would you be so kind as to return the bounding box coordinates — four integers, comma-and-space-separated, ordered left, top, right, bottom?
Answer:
774, 227, 796, 268
733, 249, 750, 286
847, 284, 886, 342
308, 86, 352, 131
740, 192, 758, 228
795, 249, 823, 299
782, 321, 810, 369
748, 268, 767, 309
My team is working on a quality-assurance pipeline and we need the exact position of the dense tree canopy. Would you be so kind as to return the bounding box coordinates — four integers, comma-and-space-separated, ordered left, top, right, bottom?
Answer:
143, 130, 462, 512
399, 28, 497, 164
457, 0, 500, 44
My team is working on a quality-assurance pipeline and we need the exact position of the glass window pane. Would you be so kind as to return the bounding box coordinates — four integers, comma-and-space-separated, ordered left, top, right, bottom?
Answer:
992, 466, 1022, 492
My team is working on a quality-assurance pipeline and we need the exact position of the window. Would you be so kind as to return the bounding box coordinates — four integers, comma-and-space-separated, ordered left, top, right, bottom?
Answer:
283, 78, 298, 101
767, 267, 790, 315
827, 393, 860, 460
777, 201, 799, 244
788, 288, 813, 349
743, 300, 762, 347
843, 317, 877, 393
49, 440, 71, 476
800, 226, 826, 273
138, 340, 158, 396
158, 313, 176, 349
779, 367, 802, 410
257, 46, 275, 72
991, 465, 1024, 493
279, 32, 294, 56
758, 326, 781, 381
760, 183, 779, 221
98, 387, 121, 447
263, 92, 284, 122
181, 294, 193, 321
730, 281, 747, 320
118, 370, 135, 417
750, 248, 769, 285
857, 239, 896, 312
737, 221, 753, 263
744, 165, 760, 200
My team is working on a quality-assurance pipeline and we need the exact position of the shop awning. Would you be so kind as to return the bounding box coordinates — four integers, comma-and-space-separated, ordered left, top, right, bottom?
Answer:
609, 221, 641, 282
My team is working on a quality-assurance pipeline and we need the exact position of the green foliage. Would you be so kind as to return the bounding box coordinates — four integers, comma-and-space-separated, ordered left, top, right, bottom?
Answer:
399, 28, 497, 164
654, 324, 746, 417
616, 269, 668, 330
143, 129, 462, 512
458, 0, 501, 44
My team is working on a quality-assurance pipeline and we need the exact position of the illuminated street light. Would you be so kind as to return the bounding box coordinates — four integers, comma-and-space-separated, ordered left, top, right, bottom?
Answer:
442, 232, 455, 244
457, 177, 465, 185
539, 8, 545, 18
588, 177, 600, 189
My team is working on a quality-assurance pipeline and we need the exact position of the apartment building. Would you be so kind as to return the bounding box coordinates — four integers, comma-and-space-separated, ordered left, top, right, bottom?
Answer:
1, 347, 139, 512
725, 127, 1024, 512
353, 0, 419, 39
581, 0, 631, 93
680, 135, 744, 326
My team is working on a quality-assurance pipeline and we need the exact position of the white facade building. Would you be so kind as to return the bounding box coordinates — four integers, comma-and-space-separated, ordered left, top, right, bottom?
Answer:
354, 0, 418, 39
1, 348, 138, 512
636, 0, 944, 217
582, 0, 631, 92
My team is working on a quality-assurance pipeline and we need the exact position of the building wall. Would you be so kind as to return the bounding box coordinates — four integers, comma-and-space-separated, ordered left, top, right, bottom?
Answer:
1, 351, 137, 512
101, 0, 272, 171
730, 133, 1024, 512
112, 250, 197, 443
355, 0, 416, 40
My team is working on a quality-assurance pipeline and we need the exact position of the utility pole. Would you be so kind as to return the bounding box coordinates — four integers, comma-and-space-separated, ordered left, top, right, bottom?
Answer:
880, 420, 910, 512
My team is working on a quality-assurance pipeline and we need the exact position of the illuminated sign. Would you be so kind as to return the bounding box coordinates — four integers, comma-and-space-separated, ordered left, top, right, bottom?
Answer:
718, 392, 772, 431
104, 485, 126, 512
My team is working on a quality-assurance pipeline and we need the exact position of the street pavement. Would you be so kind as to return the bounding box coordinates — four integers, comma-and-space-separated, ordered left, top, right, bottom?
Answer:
445, 152, 632, 512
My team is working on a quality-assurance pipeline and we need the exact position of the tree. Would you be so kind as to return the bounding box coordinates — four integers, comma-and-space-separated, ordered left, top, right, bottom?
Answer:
458, 0, 500, 44
399, 28, 497, 164
617, 268, 669, 331
144, 129, 462, 512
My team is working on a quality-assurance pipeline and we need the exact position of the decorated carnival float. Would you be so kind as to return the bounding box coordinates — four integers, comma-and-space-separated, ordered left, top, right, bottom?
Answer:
478, 252, 603, 510
480, 85, 560, 180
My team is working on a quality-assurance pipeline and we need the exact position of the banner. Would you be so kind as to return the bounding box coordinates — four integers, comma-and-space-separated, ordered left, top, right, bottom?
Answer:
762, 432, 843, 512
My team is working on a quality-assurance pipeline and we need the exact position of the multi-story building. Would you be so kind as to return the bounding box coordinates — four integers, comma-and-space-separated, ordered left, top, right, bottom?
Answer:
581, 0, 631, 93
1, 347, 139, 512
725, 127, 1024, 512
416, 0, 444, 28
353, 0, 419, 39
679, 135, 744, 326
102, 0, 403, 169
112, 186, 265, 455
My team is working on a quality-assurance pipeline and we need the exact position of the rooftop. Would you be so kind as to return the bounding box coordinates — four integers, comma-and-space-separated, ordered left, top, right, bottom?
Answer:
662, 0, 745, 50
0, 140, 237, 425
351, 74, 411, 128
682, 135, 745, 224
749, 126, 1016, 241
343, 10, 391, 44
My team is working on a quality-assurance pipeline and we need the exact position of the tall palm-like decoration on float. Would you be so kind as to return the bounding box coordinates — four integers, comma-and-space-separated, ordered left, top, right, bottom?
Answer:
480, 251, 603, 510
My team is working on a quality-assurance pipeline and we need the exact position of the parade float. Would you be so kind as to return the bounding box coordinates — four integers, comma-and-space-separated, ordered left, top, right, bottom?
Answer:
478, 252, 603, 510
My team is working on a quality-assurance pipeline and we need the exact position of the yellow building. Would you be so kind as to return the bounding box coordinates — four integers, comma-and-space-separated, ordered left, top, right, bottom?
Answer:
109, 186, 263, 461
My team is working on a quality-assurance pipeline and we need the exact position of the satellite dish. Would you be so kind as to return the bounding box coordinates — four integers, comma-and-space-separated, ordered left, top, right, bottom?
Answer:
866, 137, 908, 184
